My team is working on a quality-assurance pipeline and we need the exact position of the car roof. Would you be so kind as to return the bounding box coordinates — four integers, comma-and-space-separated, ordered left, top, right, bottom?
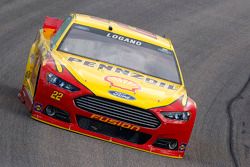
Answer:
72, 13, 173, 50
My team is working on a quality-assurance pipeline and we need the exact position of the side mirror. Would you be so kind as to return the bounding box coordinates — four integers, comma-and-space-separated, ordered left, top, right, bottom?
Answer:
43, 16, 63, 39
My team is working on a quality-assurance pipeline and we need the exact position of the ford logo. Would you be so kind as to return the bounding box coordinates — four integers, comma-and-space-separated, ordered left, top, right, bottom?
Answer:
108, 91, 135, 100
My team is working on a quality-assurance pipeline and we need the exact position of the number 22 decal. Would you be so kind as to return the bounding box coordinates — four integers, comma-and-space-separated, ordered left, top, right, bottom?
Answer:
50, 91, 63, 101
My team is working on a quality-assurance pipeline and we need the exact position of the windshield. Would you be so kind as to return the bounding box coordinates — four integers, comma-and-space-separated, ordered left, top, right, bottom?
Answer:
58, 24, 181, 83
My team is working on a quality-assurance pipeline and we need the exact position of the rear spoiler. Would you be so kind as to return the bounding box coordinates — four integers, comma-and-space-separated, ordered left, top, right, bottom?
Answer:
43, 16, 63, 39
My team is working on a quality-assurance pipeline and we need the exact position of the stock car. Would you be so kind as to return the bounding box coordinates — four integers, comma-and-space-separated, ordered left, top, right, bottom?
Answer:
18, 13, 197, 158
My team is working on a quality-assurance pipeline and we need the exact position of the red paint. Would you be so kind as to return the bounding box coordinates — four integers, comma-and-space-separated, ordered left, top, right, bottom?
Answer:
43, 16, 63, 32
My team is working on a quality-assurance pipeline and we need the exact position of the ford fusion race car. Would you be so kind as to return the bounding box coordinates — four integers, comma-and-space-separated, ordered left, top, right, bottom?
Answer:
18, 13, 197, 158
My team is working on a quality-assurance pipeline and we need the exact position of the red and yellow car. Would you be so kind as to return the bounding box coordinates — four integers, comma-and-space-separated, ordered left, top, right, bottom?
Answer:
18, 13, 197, 158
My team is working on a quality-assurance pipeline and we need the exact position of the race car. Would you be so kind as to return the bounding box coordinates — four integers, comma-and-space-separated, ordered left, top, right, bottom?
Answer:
18, 13, 197, 158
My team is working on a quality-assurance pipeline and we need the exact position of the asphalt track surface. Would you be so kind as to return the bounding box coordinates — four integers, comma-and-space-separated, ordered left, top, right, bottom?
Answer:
0, 0, 250, 167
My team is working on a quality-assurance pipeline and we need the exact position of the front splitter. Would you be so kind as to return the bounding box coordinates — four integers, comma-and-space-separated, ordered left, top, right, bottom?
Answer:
31, 111, 184, 159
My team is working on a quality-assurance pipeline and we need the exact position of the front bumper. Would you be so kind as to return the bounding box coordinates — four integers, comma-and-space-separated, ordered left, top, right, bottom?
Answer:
19, 68, 196, 159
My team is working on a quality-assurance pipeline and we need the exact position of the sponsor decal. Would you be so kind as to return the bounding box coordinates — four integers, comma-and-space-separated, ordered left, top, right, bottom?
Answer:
106, 33, 142, 46
68, 57, 177, 90
90, 114, 140, 131
109, 90, 135, 100
105, 76, 140, 92
33, 102, 43, 112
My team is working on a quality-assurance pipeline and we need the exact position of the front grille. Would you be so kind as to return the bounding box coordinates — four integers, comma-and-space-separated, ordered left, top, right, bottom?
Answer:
77, 115, 152, 144
74, 96, 161, 128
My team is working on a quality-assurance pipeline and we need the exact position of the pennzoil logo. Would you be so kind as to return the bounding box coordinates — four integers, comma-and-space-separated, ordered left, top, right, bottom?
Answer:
90, 114, 140, 131
67, 57, 177, 90
105, 76, 141, 92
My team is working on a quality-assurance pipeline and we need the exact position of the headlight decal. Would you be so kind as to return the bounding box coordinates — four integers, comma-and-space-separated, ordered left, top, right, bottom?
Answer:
161, 111, 190, 121
47, 73, 79, 91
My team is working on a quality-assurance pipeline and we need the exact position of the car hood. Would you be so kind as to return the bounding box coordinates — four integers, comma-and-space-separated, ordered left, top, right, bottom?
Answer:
52, 51, 187, 109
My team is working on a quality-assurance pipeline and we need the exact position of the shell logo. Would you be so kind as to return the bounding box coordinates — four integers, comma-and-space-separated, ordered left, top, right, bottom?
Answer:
104, 76, 141, 92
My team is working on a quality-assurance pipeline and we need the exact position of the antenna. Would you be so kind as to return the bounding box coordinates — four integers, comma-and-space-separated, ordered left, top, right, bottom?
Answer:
108, 26, 113, 31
